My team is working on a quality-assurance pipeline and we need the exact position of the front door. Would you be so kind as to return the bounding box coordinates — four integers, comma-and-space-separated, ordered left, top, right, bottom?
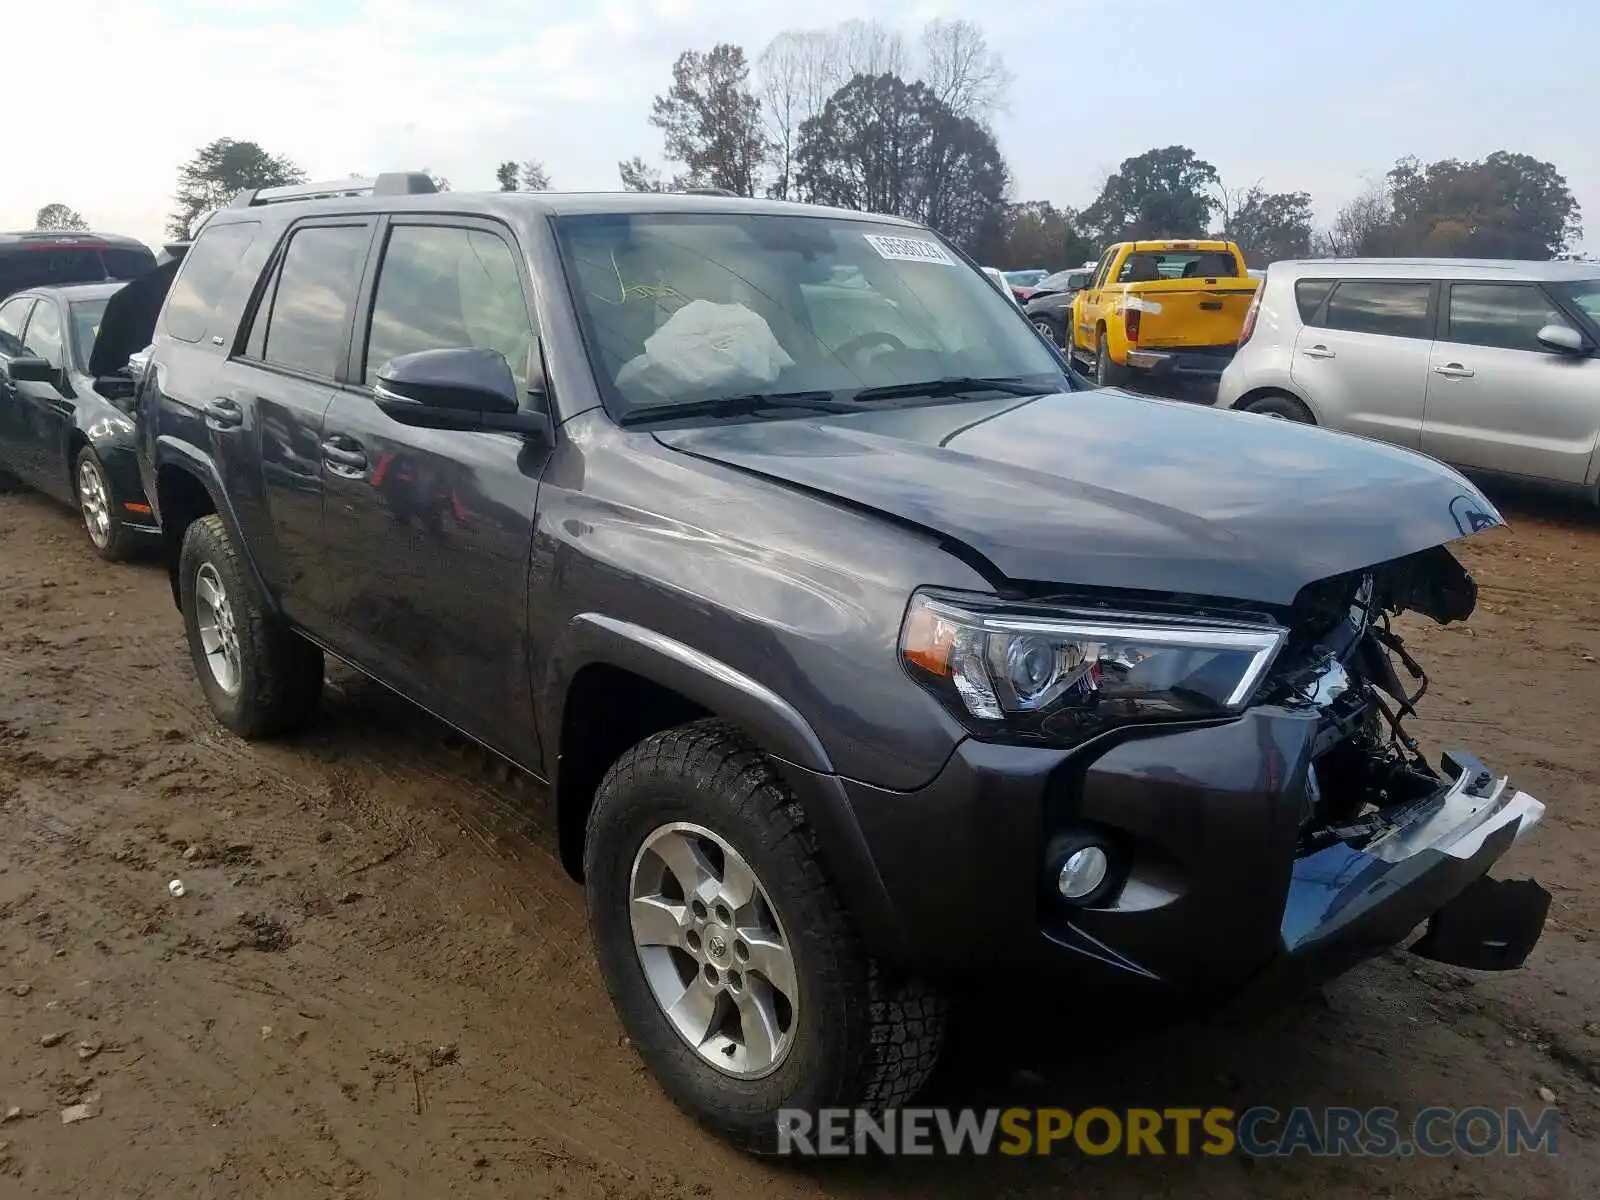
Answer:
8, 297, 75, 499
319, 217, 554, 762
1423, 281, 1600, 485
0, 296, 38, 481
1290, 277, 1437, 450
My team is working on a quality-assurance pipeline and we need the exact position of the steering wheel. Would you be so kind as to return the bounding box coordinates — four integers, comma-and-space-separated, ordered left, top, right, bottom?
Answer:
833, 331, 906, 369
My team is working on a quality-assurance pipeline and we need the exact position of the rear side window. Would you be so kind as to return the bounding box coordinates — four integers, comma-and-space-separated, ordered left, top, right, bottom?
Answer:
164, 222, 262, 343
100, 247, 157, 279
259, 224, 371, 378
1321, 280, 1433, 340
1294, 278, 1335, 323
1446, 283, 1575, 352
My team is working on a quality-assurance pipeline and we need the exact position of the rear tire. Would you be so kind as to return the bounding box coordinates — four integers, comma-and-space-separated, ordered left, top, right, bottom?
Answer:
73, 447, 138, 563
1242, 392, 1315, 423
584, 718, 947, 1155
1095, 328, 1127, 387
178, 514, 323, 739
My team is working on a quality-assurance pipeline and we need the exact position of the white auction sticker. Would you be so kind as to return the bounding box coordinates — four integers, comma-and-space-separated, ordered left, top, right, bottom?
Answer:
862, 233, 957, 266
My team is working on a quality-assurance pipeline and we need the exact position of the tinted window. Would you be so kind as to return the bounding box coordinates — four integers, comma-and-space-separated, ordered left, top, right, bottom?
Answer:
1294, 278, 1335, 323
1321, 280, 1432, 339
1447, 283, 1575, 352
260, 225, 370, 378
363, 225, 533, 386
0, 248, 118, 297
164, 221, 263, 343
100, 247, 157, 279
22, 300, 64, 370
0, 296, 32, 355
1116, 250, 1238, 282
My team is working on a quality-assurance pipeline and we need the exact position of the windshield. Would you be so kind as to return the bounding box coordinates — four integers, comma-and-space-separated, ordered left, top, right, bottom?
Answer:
1002, 269, 1046, 286
553, 212, 1065, 420
69, 298, 110, 373
1552, 279, 1600, 325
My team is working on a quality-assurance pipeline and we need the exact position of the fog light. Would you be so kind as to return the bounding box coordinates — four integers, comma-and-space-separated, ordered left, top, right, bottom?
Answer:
1057, 845, 1109, 900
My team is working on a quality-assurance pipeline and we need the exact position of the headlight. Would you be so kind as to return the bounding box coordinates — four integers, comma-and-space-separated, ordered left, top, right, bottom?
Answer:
899, 591, 1286, 745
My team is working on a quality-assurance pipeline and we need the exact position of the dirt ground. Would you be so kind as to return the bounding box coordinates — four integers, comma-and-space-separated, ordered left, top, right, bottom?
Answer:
2, 482, 1598, 1199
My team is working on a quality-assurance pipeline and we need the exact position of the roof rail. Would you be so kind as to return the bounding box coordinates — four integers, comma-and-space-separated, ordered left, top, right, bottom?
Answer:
677, 186, 737, 198
227, 171, 438, 209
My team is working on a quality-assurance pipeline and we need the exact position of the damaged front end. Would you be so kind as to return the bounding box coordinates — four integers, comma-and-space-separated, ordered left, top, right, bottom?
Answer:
1249, 542, 1549, 996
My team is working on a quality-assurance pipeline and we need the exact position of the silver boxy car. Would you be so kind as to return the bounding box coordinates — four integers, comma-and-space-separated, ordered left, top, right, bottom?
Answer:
1216, 259, 1600, 499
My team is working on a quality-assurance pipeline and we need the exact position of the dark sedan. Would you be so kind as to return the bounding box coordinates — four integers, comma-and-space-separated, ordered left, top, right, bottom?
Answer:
1023, 268, 1093, 345
0, 282, 158, 559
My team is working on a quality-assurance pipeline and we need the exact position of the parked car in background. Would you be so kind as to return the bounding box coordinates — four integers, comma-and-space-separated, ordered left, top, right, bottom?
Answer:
1217, 258, 1600, 501
1023, 268, 1094, 345
1070, 239, 1259, 387
0, 230, 157, 301
982, 266, 1025, 307
1002, 267, 1048, 301
0, 282, 159, 558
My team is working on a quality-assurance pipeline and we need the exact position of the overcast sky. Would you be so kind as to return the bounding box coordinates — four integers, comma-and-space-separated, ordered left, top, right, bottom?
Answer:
9, 0, 1595, 255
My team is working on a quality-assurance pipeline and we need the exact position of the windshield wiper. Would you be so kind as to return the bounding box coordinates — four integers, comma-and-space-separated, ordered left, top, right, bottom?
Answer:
617, 390, 860, 426
848, 376, 1061, 404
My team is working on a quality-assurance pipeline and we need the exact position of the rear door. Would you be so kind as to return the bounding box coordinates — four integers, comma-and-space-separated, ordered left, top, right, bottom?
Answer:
1423, 281, 1600, 484
1290, 277, 1436, 449
215, 218, 377, 629
0, 295, 37, 479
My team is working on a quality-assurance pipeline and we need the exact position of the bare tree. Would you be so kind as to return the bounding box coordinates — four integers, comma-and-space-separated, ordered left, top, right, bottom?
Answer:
834, 19, 908, 80
520, 159, 552, 191
1313, 180, 1396, 256
918, 19, 1012, 121
35, 203, 89, 231
757, 29, 842, 199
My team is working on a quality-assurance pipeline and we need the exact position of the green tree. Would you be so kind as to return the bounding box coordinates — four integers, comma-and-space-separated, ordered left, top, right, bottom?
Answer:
1387, 152, 1581, 258
991, 201, 1094, 269
167, 138, 306, 239
495, 161, 520, 191
35, 203, 89, 231
650, 43, 768, 196
618, 156, 665, 192
1081, 146, 1219, 243
796, 73, 1008, 253
1222, 187, 1314, 266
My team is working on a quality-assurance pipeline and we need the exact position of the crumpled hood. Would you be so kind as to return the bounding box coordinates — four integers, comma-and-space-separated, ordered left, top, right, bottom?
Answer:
653, 389, 1503, 607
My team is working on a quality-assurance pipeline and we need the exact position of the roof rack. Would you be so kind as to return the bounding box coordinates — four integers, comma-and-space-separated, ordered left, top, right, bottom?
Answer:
227, 171, 438, 209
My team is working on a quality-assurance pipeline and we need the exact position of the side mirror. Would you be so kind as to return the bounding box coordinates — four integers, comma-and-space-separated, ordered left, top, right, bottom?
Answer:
1537, 324, 1587, 355
6, 355, 56, 383
374, 346, 546, 435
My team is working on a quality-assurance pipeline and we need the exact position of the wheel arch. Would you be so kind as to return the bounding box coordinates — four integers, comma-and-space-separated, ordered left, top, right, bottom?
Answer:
152, 440, 275, 614
1232, 385, 1320, 424
543, 614, 905, 955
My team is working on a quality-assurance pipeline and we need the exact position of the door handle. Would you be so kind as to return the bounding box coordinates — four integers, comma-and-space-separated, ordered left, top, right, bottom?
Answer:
1301, 345, 1336, 360
1433, 363, 1475, 379
202, 398, 244, 428
321, 438, 367, 470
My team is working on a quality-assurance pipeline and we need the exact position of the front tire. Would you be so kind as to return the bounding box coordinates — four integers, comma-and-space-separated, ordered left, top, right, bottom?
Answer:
1031, 314, 1065, 347
584, 719, 947, 1155
178, 514, 324, 738
74, 447, 137, 562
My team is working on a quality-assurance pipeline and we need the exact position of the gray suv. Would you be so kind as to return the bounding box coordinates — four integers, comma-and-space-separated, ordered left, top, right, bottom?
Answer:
1217, 259, 1600, 501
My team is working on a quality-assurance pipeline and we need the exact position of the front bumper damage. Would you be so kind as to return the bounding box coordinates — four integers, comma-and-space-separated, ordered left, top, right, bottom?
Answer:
828, 710, 1549, 1008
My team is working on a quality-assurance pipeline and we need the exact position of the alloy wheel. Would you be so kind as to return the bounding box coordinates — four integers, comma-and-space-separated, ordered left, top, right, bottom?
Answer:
77, 458, 112, 549
628, 821, 799, 1079
194, 562, 242, 694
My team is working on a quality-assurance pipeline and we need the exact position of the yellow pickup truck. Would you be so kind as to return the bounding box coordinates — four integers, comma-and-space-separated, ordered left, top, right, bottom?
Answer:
1069, 239, 1259, 387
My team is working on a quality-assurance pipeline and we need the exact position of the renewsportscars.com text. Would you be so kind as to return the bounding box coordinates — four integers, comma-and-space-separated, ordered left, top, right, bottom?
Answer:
775, 1106, 1560, 1157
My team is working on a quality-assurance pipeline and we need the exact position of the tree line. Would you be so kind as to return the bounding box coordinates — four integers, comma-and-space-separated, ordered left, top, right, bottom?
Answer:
33, 18, 1586, 268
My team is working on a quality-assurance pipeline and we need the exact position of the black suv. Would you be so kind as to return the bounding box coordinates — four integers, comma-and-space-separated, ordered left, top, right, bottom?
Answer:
116, 173, 1549, 1153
